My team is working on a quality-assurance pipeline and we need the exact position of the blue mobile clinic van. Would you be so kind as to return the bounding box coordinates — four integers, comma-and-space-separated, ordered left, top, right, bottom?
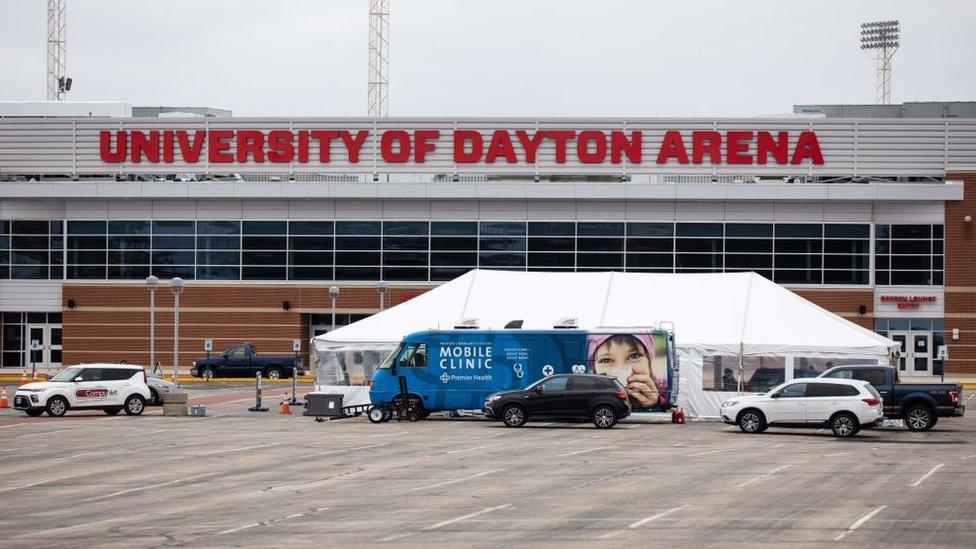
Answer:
368, 328, 677, 417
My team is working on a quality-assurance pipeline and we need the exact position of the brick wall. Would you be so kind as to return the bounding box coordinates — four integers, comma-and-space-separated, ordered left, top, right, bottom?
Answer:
789, 288, 875, 330
61, 283, 433, 368
945, 171, 976, 374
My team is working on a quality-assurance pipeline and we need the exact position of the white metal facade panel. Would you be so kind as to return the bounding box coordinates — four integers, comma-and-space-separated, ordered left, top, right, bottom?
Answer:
1, 117, 974, 177
0, 280, 62, 312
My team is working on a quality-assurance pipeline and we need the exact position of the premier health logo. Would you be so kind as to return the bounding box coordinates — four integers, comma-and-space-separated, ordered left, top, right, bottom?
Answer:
440, 372, 451, 384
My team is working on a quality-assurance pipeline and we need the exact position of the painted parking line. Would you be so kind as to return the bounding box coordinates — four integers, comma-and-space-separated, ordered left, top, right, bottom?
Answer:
688, 448, 729, 457
84, 472, 221, 502
196, 442, 280, 456
599, 505, 690, 539
302, 441, 391, 458
909, 463, 944, 487
446, 444, 495, 454
964, 393, 974, 405
834, 505, 887, 541
411, 469, 506, 491
378, 503, 512, 542
559, 446, 612, 457
736, 464, 791, 489
15, 514, 146, 538
0, 473, 88, 494
216, 507, 329, 536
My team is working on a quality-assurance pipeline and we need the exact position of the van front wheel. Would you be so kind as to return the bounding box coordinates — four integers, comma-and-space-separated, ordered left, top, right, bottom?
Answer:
368, 406, 386, 423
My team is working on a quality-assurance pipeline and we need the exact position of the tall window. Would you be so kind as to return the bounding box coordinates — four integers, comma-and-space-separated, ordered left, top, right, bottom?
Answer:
875, 225, 944, 285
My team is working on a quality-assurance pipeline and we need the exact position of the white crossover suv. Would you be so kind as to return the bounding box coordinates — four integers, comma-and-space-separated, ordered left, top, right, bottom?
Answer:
720, 378, 883, 438
13, 363, 152, 417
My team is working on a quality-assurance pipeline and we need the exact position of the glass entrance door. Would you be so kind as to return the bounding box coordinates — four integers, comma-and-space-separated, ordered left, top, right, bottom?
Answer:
25, 324, 62, 371
889, 330, 932, 376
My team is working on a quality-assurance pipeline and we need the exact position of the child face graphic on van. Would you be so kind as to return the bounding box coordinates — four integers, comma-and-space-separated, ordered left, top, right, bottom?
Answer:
589, 333, 667, 408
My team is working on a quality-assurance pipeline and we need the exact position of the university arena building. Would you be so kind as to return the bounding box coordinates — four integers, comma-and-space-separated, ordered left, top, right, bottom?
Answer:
0, 103, 974, 377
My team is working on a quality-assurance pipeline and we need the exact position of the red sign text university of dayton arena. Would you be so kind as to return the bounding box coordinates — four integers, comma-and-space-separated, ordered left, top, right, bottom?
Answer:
99, 128, 824, 166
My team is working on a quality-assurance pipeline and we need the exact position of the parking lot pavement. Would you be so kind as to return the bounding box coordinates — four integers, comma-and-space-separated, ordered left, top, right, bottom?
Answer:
0, 395, 974, 548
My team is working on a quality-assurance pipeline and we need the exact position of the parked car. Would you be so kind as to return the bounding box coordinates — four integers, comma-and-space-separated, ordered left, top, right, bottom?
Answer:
483, 374, 632, 429
819, 364, 964, 431
146, 373, 177, 406
12, 363, 152, 417
720, 378, 883, 438
190, 342, 304, 379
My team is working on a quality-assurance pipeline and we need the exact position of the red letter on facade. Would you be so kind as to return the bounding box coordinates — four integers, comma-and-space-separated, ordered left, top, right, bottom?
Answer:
380, 130, 411, 162
515, 130, 544, 163
130, 131, 160, 163
756, 131, 788, 164
340, 130, 369, 163
267, 130, 294, 163
577, 131, 607, 163
414, 130, 440, 163
99, 130, 127, 163
726, 131, 753, 164
236, 130, 265, 163
791, 131, 824, 165
656, 130, 689, 164
162, 130, 175, 163
296, 130, 310, 163
178, 130, 206, 163
453, 130, 483, 163
610, 131, 641, 164
543, 131, 576, 163
692, 131, 722, 164
208, 130, 234, 163
485, 130, 517, 163
310, 130, 339, 162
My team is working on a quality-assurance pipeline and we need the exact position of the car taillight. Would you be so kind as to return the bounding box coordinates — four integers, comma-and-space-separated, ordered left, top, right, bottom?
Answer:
616, 389, 627, 400
862, 398, 880, 406
949, 390, 959, 403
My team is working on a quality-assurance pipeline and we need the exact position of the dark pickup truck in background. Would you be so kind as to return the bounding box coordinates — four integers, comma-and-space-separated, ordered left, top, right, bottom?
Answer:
190, 342, 304, 379
819, 365, 964, 431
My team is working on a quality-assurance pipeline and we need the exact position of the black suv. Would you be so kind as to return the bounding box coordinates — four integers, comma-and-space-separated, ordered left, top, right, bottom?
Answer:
483, 374, 632, 429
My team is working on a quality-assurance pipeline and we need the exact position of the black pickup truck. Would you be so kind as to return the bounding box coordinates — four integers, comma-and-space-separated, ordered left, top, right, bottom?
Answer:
190, 342, 304, 379
819, 365, 964, 431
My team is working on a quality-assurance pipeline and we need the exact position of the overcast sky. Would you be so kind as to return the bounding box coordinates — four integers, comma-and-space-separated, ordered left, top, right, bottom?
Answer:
2, 0, 974, 117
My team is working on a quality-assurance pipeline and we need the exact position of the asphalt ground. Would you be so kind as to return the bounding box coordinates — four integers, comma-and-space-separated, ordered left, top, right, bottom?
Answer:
0, 387, 974, 548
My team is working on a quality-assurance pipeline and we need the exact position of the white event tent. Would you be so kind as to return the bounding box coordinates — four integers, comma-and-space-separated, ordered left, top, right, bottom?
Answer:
313, 270, 897, 418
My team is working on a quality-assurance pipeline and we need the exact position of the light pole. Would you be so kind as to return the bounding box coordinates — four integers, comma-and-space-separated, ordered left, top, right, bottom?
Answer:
146, 275, 158, 374
170, 277, 184, 386
377, 280, 388, 311
860, 20, 900, 105
329, 286, 340, 330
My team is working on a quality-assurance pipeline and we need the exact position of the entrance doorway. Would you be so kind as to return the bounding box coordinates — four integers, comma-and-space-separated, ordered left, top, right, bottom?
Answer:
26, 323, 62, 371
890, 330, 932, 376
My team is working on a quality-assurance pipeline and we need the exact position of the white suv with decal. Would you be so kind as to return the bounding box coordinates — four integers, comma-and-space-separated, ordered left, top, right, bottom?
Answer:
13, 364, 152, 417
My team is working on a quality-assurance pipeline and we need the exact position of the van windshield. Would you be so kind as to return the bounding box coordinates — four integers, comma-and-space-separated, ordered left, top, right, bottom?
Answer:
378, 344, 403, 369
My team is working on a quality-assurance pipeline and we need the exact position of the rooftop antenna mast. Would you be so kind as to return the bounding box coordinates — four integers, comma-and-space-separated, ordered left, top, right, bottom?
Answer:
368, 0, 390, 117
860, 20, 900, 105
47, 0, 70, 101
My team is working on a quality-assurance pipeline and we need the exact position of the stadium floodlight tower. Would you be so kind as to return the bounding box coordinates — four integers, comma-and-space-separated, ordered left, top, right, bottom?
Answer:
860, 20, 900, 105
47, 0, 70, 101
368, 0, 390, 117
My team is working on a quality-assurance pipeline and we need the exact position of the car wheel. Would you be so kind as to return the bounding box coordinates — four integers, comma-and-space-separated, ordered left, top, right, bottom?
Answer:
592, 405, 618, 429
201, 367, 215, 380
501, 404, 527, 428
368, 406, 386, 423
104, 406, 122, 416
737, 409, 766, 434
46, 396, 68, 417
124, 394, 146, 416
830, 412, 859, 438
266, 367, 282, 380
904, 405, 935, 431
25, 408, 44, 417
381, 407, 393, 422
